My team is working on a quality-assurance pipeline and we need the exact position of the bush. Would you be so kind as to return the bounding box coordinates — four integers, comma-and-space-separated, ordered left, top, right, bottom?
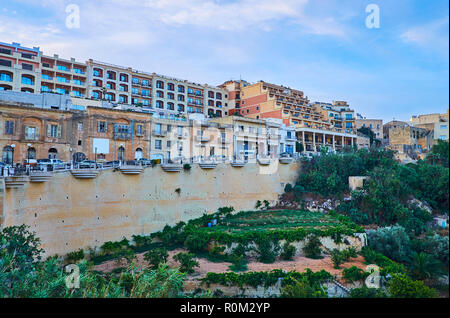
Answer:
350, 286, 387, 298
367, 226, 411, 263
330, 249, 343, 269
280, 277, 328, 298
255, 239, 280, 264
284, 183, 293, 193
342, 266, 367, 283
183, 163, 191, 170
280, 243, 296, 261
303, 235, 323, 259
144, 248, 169, 269
66, 249, 84, 263
173, 252, 199, 274
388, 274, 438, 298
184, 233, 210, 252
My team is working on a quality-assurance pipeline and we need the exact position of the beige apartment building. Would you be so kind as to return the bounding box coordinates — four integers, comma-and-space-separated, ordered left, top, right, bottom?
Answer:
355, 117, 383, 140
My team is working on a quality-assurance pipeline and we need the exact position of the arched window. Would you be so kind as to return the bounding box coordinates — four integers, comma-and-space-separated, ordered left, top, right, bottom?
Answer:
48, 148, 58, 159
2, 146, 14, 164
216, 110, 222, 117
156, 100, 164, 109
167, 102, 174, 110
135, 148, 143, 160
0, 71, 13, 82
21, 75, 35, 85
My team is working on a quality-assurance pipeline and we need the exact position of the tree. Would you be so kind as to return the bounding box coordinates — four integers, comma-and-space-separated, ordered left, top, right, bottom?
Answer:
388, 274, 437, 298
367, 226, 411, 263
426, 140, 449, 166
296, 142, 304, 153
144, 248, 169, 269
173, 252, 199, 274
408, 252, 443, 281
302, 235, 323, 259
280, 277, 328, 298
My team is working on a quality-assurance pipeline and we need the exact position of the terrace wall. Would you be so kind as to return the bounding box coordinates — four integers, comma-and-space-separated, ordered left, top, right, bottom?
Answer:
1, 162, 300, 256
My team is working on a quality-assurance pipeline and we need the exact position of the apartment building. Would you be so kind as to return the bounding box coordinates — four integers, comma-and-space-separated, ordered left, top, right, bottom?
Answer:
312, 101, 356, 133
355, 115, 383, 140
150, 115, 191, 162
40, 54, 88, 98
0, 101, 74, 164
152, 74, 228, 118
210, 115, 269, 161
410, 110, 449, 142
130, 70, 153, 108
0, 42, 41, 94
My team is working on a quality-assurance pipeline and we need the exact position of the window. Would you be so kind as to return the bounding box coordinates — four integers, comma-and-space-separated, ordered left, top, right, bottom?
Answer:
156, 91, 164, 98
156, 100, 164, 109
142, 89, 149, 97
25, 126, 38, 140
78, 140, 82, 146
142, 100, 149, 106
167, 102, 174, 110
132, 78, 140, 84
156, 81, 164, 89
178, 104, 184, 112
4, 120, 14, 135
167, 125, 172, 132
142, 79, 150, 86
216, 92, 222, 100
167, 93, 174, 100
187, 88, 194, 94
0, 59, 12, 67
155, 140, 162, 150
21, 75, 34, 85
48, 124, 60, 138
167, 83, 174, 91
178, 95, 185, 101
78, 122, 83, 131
132, 87, 139, 95
0, 48, 12, 55
178, 85, 185, 93
345, 114, 353, 120
0, 71, 12, 82
120, 74, 128, 82
137, 124, 143, 135
167, 140, 171, 148
97, 121, 107, 133
195, 90, 202, 96
22, 63, 33, 71
155, 123, 162, 134
57, 65, 68, 71
440, 125, 447, 130
177, 126, 183, 136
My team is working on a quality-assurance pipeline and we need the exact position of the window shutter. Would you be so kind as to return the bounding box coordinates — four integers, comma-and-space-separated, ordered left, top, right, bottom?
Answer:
105, 122, 107, 132
47, 124, 51, 137
97, 121, 100, 132
57, 125, 61, 138
35, 127, 39, 140
25, 126, 29, 138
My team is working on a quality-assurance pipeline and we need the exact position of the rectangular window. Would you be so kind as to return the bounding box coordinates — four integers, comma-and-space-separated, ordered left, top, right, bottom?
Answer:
25, 126, 37, 140
177, 126, 183, 136
78, 122, 83, 131
0, 48, 12, 55
97, 121, 107, 133
167, 140, 171, 148
48, 124, 59, 137
0, 59, 12, 67
167, 125, 172, 132
4, 120, 14, 135
155, 140, 162, 150
21, 53, 33, 59
137, 124, 143, 135
22, 63, 33, 71
155, 123, 162, 133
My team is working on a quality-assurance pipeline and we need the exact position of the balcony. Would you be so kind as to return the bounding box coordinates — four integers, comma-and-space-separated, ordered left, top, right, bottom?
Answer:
152, 130, 167, 137
196, 135, 210, 142
114, 132, 131, 140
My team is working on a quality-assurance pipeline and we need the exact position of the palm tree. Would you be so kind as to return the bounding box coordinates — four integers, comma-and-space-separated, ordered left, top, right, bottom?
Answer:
409, 252, 443, 281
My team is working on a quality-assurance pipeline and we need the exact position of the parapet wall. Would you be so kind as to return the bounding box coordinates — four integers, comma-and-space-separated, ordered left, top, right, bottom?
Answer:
1, 162, 300, 256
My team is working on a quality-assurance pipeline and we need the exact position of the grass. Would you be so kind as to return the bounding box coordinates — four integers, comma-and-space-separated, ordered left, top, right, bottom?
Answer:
209, 210, 346, 233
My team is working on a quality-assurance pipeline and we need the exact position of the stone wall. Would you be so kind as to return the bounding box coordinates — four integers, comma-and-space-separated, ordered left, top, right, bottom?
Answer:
1, 162, 300, 256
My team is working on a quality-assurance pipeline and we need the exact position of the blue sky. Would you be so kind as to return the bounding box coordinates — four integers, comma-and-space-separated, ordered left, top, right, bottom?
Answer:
0, 0, 448, 122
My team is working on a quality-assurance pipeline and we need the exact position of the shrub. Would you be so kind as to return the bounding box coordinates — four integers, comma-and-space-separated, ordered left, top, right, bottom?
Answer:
330, 249, 343, 269
342, 266, 367, 283
284, 183, 293, 193
183, 163, 191, 170
144, 248, 169, 269
255, 239, 280, 264
173, 252, 199, 274
350, 286, 387, 298
184, 232, 210, 252
280, 243, 296, 261
303, 235, 323, 259
66, 249, 85, 263
367, 226, 411, 263
280, 277, 328, 298
388, 274, 438, 298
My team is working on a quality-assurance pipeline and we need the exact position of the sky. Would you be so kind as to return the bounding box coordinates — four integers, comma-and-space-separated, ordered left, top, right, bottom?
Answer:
0, 0, 448, 122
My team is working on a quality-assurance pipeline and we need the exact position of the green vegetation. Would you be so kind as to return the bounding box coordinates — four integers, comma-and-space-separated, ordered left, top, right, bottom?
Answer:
144, 248, 168, 270
388, 274, 438, 298
302, 234, 323, 259
342, 266, 368, 283
0, 226, 185, 298
173, 252, 199, 274
280, 242, 296, 261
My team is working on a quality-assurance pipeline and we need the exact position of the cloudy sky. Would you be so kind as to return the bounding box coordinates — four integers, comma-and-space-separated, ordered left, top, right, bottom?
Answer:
0, 0, 448, 122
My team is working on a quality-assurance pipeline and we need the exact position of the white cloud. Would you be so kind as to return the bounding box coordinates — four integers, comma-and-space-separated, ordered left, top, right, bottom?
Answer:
400, 17, 449, 54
